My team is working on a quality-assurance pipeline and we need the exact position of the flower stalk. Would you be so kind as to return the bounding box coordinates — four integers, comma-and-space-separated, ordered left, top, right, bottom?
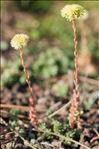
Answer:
69, 20, 81, 128
11, 34, 38, 127
72, 20, 79, 94
61, 4, 87, 128
20, 48, 38, 126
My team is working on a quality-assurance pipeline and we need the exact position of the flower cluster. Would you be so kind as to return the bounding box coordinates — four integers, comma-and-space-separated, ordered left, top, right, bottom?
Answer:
61, 4, 87, 22
11, 34, 29, 50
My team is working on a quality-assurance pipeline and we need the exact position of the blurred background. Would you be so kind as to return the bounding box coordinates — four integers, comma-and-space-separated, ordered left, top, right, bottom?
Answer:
1, 0, 99, 88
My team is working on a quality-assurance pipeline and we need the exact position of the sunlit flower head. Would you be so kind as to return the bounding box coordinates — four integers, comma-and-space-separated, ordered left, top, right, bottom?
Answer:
11, 34, 29, 50
61, 4, 87, 22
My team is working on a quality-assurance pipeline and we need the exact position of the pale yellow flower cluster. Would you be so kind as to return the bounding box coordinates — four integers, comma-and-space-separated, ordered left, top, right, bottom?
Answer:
61, 4, 87, 22
11, 34, 29, 50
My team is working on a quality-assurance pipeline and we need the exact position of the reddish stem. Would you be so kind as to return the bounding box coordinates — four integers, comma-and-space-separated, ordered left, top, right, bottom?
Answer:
72, 20, 80, 96
20, 48, 38, 126
69, 20, 81, 128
